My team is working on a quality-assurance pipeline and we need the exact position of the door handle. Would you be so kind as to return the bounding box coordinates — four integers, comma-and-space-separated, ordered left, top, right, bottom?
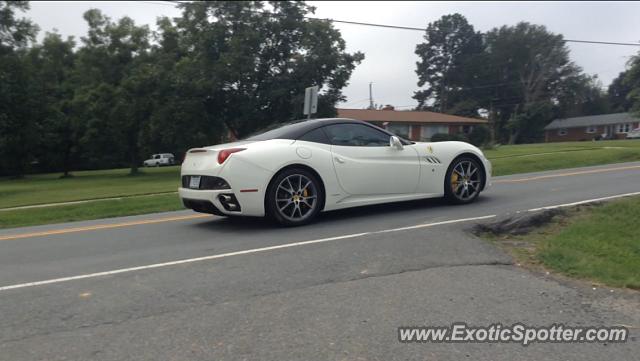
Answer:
334, 156, 345, 164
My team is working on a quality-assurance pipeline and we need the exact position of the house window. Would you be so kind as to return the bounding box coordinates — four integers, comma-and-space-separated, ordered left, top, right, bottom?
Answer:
386, 124, 410, 139
586, 125, 597, 134
420, 125, 449, 141
616, 123, 632, 133
461, 125, 474, 134
557, 128, 568, 136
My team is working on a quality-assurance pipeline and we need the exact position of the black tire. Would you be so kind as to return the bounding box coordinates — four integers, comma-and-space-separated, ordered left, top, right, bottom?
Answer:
266, 167, 324, 226
444, 156, 484, 204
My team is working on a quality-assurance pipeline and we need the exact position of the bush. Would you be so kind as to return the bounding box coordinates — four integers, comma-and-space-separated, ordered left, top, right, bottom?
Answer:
481, 142, 500, 151
429, 133, 450, 142
430, 133, 469, 142
468, 125, 491, 147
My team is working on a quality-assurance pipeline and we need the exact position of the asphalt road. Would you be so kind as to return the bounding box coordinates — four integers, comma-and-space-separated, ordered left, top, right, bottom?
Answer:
1, 162, 639, 360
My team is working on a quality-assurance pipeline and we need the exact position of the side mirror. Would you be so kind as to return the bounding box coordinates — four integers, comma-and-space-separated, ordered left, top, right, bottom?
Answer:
390, 136, 404, 150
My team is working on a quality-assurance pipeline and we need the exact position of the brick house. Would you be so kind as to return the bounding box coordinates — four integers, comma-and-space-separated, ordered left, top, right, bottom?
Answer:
336, 108, 487, 142
544, 113, 640, 142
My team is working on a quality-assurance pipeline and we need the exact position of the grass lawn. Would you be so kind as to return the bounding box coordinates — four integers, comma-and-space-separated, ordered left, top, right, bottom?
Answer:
0, 193, 184, 229
482, 197, 640, 289
0, 166, 181, 209
1, 139, 640, 229
484, 139, 640, 176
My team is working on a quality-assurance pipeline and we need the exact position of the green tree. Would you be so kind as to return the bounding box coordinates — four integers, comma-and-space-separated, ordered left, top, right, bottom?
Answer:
556, 74, 610, 118
483, 22, 582, 143
27, 32, 78, 176
74, 83, 124, 168
113, 61, 158, 174
608, 70, 634, 113
621, 53, 640, 117
0, 1, 37, 50
1, 1, 364, 175
139, 16, 225, 159
414, 14, 485, 115
173, 1, 363, 138
0, 1, 39, 177
73, 9, 151, 173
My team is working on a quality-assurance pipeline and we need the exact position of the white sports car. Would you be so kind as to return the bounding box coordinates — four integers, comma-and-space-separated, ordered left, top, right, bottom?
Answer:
179, 118, 492, 226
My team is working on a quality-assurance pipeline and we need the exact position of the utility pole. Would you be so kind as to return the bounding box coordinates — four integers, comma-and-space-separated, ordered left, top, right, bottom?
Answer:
368, 82, 374, 110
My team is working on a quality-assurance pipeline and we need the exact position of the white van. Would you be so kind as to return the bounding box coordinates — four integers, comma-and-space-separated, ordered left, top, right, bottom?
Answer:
143, 153, 175, 167
626, 128, 640, 139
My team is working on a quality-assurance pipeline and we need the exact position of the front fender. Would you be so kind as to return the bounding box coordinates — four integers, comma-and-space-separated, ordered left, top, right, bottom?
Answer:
411, 141, 491, 193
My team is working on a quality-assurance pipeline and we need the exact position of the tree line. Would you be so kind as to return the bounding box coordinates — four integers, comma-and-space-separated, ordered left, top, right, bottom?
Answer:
413, 14, 640, 144
2, 3, 640, 177
0, 1, 363, 177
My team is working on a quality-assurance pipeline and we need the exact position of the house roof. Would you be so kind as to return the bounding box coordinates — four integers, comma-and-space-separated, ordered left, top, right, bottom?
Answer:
544, 112, 638, 130
336, 108, 487, 124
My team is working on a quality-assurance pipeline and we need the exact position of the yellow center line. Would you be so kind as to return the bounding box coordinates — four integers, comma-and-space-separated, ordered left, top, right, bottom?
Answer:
0, 214, 211, 241
493, 165, 640, 184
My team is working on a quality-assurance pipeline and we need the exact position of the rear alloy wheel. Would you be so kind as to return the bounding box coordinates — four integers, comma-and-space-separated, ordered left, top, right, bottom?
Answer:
444, 157, 484, 204
267, 168, 323, 226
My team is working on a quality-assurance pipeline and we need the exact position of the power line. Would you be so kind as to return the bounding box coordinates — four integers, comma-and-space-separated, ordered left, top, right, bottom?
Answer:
561, 39, 640, 47
307, 17, 640, 47
153, 1, 640, 47
141, 1, 180, 7
152, 2, 617, 100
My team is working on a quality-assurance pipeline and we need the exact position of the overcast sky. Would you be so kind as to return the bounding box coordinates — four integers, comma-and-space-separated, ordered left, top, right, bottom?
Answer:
26, 1, 640, 109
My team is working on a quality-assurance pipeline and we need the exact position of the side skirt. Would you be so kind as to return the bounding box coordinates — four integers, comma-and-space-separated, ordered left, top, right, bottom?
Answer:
323, 192, 445, 211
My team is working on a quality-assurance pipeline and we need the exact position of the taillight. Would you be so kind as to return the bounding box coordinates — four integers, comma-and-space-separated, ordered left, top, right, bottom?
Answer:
217, 148, 246, 164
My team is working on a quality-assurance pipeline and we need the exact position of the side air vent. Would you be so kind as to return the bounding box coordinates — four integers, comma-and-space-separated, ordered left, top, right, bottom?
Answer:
424, 156, 442, 164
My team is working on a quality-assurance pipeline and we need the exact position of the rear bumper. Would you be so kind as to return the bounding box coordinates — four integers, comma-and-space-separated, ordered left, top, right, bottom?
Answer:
179, 188, 239, 215
181, 198, 226, 216
178, 187, 265, 217
180, 156, 273, 217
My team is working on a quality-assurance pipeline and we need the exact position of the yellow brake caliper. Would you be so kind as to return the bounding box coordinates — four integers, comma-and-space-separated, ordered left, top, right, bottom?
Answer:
451, 172, 459, 190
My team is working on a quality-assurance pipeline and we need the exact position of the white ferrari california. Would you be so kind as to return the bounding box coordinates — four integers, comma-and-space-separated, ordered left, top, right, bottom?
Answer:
179, 118, 491, 226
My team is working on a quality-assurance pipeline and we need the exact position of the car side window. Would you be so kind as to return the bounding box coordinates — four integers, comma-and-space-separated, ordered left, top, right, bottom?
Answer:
298, 127, 331, 144
323, 124, 390, 147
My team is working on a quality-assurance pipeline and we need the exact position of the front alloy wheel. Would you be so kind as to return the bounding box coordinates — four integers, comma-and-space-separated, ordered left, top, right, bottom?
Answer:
445, 157, 484, 204
267, 168, 323, 226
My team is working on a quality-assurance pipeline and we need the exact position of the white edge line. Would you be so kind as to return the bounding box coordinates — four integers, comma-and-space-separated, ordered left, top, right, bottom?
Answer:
527, 191, 640, 212
0, 214, 495, 292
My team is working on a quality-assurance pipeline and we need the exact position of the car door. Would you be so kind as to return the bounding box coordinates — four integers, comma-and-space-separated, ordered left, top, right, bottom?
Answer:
323, 123, 420, 195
